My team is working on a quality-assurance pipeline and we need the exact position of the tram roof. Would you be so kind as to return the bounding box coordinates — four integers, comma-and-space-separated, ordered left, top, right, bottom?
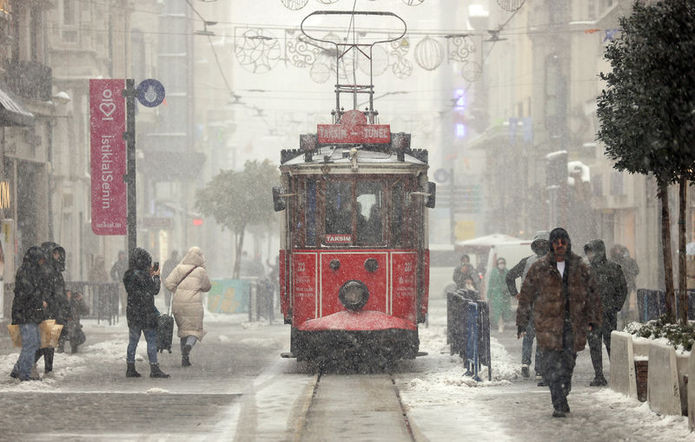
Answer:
280, 146, 428, 171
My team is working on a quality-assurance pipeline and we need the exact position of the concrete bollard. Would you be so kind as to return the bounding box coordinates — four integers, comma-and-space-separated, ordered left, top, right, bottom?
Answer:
647, 341, 682, 416
609, 331, 638, 399
688, 352, 695, 430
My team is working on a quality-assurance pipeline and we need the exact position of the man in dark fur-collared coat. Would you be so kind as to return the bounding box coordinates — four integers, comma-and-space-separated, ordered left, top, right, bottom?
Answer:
517, 227, 601, 418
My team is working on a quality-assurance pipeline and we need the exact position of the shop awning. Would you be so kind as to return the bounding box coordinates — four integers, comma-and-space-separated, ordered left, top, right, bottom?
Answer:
0, 87, 34, 126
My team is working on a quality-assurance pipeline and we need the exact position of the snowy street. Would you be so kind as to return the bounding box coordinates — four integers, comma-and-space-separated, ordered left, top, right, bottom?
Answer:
0, 294, 692, 441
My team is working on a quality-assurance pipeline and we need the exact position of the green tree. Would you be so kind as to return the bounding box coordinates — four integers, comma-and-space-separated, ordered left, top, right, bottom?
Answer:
195, 160, 279, 278
597, 0, 695, 323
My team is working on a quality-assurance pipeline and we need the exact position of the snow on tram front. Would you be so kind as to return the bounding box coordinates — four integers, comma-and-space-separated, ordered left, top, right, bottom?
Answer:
272, 109, 436, 363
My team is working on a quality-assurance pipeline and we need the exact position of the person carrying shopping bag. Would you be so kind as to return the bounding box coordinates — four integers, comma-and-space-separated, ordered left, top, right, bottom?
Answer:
10, 247, 48, 381
165, 247, 212, 367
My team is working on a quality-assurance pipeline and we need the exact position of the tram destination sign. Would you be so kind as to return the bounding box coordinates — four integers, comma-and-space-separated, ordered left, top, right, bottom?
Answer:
317, 109, 390, 144
324, 234, 352, 244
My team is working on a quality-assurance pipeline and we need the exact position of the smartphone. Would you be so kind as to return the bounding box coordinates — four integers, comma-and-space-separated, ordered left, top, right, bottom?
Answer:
153, 262, 159, 272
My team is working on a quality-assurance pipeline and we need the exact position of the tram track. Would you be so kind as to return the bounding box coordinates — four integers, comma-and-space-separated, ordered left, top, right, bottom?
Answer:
295, 368, 417, 442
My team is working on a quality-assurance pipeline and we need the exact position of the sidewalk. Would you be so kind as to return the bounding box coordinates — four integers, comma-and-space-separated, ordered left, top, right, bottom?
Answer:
394, 296, 692, 441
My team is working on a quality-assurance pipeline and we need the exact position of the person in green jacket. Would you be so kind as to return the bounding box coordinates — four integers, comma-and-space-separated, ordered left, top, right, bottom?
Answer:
487, 257, 512, 333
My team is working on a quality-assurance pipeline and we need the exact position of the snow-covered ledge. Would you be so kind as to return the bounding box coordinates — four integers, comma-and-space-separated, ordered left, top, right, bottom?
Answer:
689, 352, 695, 430
647, 341, 685, 416
609, 331, 638, 399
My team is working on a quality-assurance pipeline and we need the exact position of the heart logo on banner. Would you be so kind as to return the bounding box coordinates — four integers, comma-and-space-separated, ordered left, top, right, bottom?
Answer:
99, 102, 116, 118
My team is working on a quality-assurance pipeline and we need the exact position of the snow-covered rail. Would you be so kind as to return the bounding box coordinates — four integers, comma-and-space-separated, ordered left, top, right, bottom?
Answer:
297, 371, 416, 441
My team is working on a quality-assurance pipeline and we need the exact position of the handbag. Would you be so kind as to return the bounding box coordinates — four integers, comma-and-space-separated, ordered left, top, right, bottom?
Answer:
7, 324, 21, 348
39, 319, 64, 349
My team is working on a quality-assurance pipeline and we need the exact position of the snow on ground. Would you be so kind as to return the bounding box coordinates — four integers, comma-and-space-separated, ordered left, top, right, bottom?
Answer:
0, 337, 143, 392
397, 322, 518, 411
395, 300, 695, 441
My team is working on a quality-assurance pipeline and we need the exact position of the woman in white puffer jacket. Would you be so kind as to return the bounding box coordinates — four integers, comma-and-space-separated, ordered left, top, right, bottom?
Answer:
164, 246, 211, 367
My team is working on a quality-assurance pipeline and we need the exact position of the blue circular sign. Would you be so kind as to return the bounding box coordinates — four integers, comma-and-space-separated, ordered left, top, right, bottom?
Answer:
136, 79, 165, 107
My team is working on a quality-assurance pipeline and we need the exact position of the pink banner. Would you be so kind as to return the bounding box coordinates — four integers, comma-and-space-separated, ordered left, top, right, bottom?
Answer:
90, 79, 127, 235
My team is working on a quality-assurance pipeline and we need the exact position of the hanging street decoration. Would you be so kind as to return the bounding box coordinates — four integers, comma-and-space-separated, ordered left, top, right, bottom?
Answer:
446, 34, 476, 63
284, 30, 321, 68
496, 0, 526, 13
460, 61, 482, 83
247, 0, 631, 87
234, 28, 282, 73
281, 0, 309, 10
414, 36, 444, 71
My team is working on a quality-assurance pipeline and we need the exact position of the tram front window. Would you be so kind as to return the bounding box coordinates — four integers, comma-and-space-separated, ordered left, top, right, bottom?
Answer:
325, 181, 352, 235
356, 181, 384, 245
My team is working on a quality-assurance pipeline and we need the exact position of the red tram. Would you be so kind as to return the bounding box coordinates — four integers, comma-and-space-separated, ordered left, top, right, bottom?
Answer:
273, 11, 436, 363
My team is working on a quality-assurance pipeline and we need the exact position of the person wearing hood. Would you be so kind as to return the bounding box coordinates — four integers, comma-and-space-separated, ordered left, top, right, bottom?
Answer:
165, 247, 212, 367
506, 231, 550, 380
123, 247, 169, 378
487, 257, 512, 333
453, 254, 479, 291
10, 247, 48, 381
584, 239, 627, 387
517, 227, 601, 417
35, 242, 68, 373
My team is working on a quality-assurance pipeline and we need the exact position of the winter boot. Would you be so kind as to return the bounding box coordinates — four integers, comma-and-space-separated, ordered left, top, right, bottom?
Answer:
182, 344, 192, 367
521, 364, 530, 378
126, 362, 141, 378
589, 375, 607, 387
150, 364, 170, 378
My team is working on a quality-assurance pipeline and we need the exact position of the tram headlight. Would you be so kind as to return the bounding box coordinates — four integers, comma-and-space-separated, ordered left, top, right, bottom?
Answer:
338, 280, 369, 311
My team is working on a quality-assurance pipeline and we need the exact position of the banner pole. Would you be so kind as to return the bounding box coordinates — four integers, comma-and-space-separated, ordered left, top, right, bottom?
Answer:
123, 79, 137, 262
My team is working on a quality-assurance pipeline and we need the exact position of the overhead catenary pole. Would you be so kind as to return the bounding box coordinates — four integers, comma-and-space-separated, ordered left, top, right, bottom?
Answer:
123, 79, 137, 262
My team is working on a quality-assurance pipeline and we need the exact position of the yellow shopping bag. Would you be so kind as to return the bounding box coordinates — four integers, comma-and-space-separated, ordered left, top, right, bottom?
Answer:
39, 320, 63, 349
7, 324, 21, 348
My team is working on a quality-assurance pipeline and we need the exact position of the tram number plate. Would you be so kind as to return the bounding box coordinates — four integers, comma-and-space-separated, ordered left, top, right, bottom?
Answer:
324, 234, 353, 244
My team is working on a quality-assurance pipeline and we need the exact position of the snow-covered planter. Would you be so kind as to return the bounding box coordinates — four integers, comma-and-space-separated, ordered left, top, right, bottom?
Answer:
625, 319, 693, 415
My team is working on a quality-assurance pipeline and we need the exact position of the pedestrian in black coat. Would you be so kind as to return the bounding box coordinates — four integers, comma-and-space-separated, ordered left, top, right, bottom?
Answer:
10, 246, 47, 381
584, 239, 628, 386
506, 231, 549, 380
453, 254, 479, 291
35, 242, 68, 373
123, 247, 168, 378
65, 290, 89, 353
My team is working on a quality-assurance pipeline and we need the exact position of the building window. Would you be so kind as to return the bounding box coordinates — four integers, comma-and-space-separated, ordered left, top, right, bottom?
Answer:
610, 170, 624, 196
63, 0, 75, 24
592, 174, 603, 197
61, 0, 77, 43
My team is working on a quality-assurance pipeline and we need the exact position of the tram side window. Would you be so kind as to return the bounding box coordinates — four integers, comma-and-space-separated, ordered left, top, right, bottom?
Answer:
391, 184, 413, 248
356, 181, 384, 245
325, 181, 352, 235
305, 178, 317, 246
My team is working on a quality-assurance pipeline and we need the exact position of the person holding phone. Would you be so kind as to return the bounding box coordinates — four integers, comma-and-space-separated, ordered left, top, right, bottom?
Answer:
123, 247, 168, 378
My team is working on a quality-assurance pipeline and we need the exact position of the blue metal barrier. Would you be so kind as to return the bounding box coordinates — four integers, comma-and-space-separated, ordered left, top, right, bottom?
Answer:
446, 289, 492, 381
637, 289, 695, 322
465, 302, 480, 380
